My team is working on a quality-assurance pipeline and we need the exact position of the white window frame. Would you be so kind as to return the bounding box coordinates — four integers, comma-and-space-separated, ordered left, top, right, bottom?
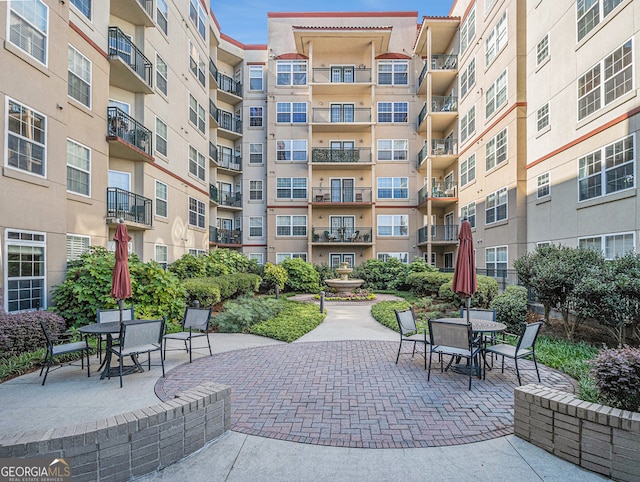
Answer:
485, 11, 507, 67
66, 138, 91, 196
248, 253, 264, 265
4, 229, 46, 312
189, 94, 206, 133
66, 233, 90, 261
249, 106, 263, 127
377, 139, 408, 161
485, 187, 508, 224
460, 153, 476, 187
485, 128, 508, 171
377, 252, 409, 263
156, 0, 168, 35
537, 103, 550, 132
188, 145, 205, 181
377, 177, 408, 199
249, 216, 263, 237
70, 0, 91, 20
460, 58, 475, 99
460, 106, 475, 143
68, 45, 91, 108
377, 60, 409, 85
155, 117, 167, 156
579, 232, 635, 260
536, 34, 549, 66
188, 196, 205, 228
156, 54, 167, 95
276, 102, 307, 123
486, 246, 508, 276
486, 70, 507, 118
460, 6, 475, 55
249, 143, 263, 164
461, 201, 476, 228
6, 97, 47, 177
577, 0, 623, 41
276, 253, 307, 263
276, 139, 307, 161
189, 41, 206, 86
154, 244, 168, 269
249, 65, 263, 91
276, 216, 307, 237
9, 0, 48, 65
537, 172, 550, 199
276, 178, 307, 199
276, 60, 307, 86
377, 215, 408, 237
189, 0, 206, 39
155, 180, 168, 217
249, 180, 263, 201
377, 102, 408, 123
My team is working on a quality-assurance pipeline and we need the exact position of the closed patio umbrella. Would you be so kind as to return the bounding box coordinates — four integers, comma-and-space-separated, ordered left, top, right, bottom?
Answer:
452, 219, 477, 323
111, 220, 132, 322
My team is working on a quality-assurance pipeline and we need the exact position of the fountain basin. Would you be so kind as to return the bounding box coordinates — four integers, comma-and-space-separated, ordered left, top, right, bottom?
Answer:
324, 278, 365, 293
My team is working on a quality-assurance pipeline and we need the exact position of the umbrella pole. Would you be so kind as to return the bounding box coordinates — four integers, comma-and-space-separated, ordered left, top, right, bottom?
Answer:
118, 298, 124, 323
466, 297, 470, 323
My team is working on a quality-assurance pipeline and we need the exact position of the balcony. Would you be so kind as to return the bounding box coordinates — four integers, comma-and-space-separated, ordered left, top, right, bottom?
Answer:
311, 67, 372, 94
110, 0, 154, 27
311, 147, 372, 167
215, 108, 242, 140
215, 153, 242, 173
417, 225, 459, 244
311, 108, 372, 132
209, 184, 218, 204
418, 182, 457, 205
430, 95, 458, 132
416, 138, 458, 170
209, 227, 242, 245
311, 187, 372, 204
216, 72, 242, 104
106, 188, 152, 228
106, 107, 153, 161
107, 27, 153, 94
311, 227, 373, 244
209, 59, 219, 88
219, 191, 242, 208
417, 54, 458, 95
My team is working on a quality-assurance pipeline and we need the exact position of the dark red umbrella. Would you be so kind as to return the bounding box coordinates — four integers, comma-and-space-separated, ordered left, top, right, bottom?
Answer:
452, 219, 477, 322
111, 221, 132, 321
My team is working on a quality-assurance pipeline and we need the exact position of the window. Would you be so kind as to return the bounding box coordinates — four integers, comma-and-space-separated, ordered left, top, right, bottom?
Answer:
249, 65, 263, 91
188, 248, 207, 257
579, 232, 634, 259
67, 139, 90, 196
7, 98, 46, 177
486, 70, 507, 118
189, 94, 206, 133
276, 253, 307, 263
460, 106, 475, 143
71, 0, 91, 19
66, 234, 89, 261
9, 0, 48, 64
377, 177, 408, 199
189, 42, 205, 86
68, 45, 91, 107
249, 180, 263, 200
537, 172, 550, 198
578, 40, 633, 120
460, 58, 475, 98
157, 0, 168, 35
377, 215, 408, 236
578, 0, 623, 41
155, 245, 168, 269
249, 107, 263, 127
5, 230, 46, 312
536, 34, 549, 65
486, 246, 507, 276
248, 253, 264, 265
485, 12, 507, 66
276, 140, 307, 161
377, 139, 408, 161
578, 134, 635, 201
156, 54, 167, 95
189, 0, 206, 39
460, 6, 475, 55
155, 180, 167, 217
188, 145, 205, 181
377, 252, 409, 263
461, 202, 476, 228
276, 60, 307, 86
485, 128, 508, 171
276, 178, 307, 199
276, 102, 307, 123
276, 216, 307, 236
188, 196, 205, 228
485, 187, 508, 224
249, 143, 263, 164
330, 103, 355, 122
378, 60, 408, 85
460, 154, 476, 187
377, 102, 408, 123
537, 104, 550, 132
249, 217, 263, 237
155, 117, 167, 156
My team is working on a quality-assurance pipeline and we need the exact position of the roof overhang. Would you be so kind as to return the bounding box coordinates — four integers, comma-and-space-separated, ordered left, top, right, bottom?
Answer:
293, 26, 392, 56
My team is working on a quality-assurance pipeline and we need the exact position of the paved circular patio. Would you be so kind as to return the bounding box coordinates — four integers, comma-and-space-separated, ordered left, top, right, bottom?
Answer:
155, 340, 576, 449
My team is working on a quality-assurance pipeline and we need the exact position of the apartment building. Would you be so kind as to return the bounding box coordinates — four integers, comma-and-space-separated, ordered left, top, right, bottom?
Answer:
1, 1, 638, 313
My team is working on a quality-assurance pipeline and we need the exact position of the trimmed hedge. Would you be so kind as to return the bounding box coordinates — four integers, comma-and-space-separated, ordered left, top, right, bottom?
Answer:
0, 311, 66, 357
183, 273, 261, 307
405, 271, 453, 296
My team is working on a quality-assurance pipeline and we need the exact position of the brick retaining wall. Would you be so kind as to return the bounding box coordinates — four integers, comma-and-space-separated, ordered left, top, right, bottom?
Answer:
514, 384, 640, 481
0, 382, 230, 481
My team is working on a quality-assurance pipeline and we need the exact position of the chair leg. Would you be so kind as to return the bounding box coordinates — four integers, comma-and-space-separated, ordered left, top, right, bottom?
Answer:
119, 354, 124, 388
395, 339, 402, 364
86, 348, 91, 378
515, 357, 522, 386
533, 354, 541, 382
427, 351, 433, 381
41, 351, 53, 386
206, 333, 212, 357
423, 343, 427, 370
160, 349, 165, 377
189, 336, 193, 364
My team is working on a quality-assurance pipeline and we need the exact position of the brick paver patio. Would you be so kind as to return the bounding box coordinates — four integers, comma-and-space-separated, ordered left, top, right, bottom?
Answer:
155, 340, 576, 448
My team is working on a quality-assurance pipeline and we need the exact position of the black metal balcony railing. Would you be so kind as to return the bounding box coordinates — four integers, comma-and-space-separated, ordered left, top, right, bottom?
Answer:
311, 147, 371, 163
209, 142, 218, 162
209, 59, 219, 80
209, 184, 218, 202
209, 227, 242, 245
418, 62, 429, 90
311, 67, 372, 84
312, 227, 373, 243
216, 72, 242, 97
417, 225, 459, 243
106, 187, 152, 226
107, 27, 152, 87
312, 108, 372, 123
432, 95, 458, 113
216, 109, 242, 133
209, 99, 218, 120
417, 103, 427, 127
418, 181, 457, 204
107, 107, 152, 156
219, 191, 242, 207
430, 54, 458, 71
311, 187, 372, 203
217, 153, 241, 172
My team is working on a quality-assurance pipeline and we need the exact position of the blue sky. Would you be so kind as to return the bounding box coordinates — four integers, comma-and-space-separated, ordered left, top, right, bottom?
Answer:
210, 1, 454, 45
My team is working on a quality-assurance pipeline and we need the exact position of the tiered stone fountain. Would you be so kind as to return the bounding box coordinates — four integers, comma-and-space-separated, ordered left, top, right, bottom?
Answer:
324, 262, 364, 294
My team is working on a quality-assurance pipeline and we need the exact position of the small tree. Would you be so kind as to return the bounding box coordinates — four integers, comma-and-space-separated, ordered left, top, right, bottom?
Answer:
263, 262, 288, 292
281, 258, 321, 293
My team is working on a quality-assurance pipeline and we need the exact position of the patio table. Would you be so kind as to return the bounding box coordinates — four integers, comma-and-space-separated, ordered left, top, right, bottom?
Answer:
79, 322, 143, 379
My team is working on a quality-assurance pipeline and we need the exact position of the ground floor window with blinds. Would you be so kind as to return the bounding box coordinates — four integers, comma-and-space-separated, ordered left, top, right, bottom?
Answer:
5, 230, 46, 312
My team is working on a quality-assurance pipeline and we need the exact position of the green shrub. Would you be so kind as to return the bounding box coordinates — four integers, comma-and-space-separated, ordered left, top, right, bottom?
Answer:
281, 258, 321, 293
406, 271, 453, 296
351, 258, 413, 291
590, 346, 640, 411
370, 300, 411, 331
437, 275, 498, 308
491, 285, 529, 333
167, 254, 206, 280
214, 295, 282, 333
183, 273, 261, 307
182, 278, 222, 307
250, 300, 325, 342
263, 263, 288, 291
314, 263, 337, 284
0, 311, 66, 357
169, 249, 261, 281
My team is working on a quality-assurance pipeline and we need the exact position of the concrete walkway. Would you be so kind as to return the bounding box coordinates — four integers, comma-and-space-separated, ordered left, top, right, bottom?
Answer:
0, 297, 607, 481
